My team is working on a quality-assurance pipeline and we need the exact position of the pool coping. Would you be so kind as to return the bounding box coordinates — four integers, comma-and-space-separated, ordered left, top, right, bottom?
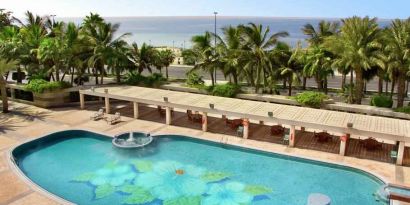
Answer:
6, 128, 406, 204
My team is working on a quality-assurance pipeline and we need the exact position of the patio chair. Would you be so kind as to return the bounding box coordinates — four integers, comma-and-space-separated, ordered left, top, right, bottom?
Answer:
187, 110, 201, 123
237, 126, 244, 137
230, 119, 243, 129
106, 112, 121, 125
90, 109, 104, 121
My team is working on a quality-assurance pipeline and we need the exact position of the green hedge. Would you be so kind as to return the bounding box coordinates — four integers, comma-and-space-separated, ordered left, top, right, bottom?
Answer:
186, 72, 204, 87
294, 91, 328, 108
394, 106, 410, 114
208, 83, 241, 98
370, 95, 393, 108
25, 79, 71, 93
124, 72, 166, 87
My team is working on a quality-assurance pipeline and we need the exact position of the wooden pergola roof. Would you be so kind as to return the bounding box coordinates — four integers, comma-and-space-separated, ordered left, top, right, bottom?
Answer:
80, 86, 410, 142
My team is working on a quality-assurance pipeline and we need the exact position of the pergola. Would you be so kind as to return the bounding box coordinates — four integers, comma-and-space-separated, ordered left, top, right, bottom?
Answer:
79, 86, 410, 165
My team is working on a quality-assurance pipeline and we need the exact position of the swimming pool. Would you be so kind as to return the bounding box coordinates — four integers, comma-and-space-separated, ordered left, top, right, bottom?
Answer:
12, 130, 386, 205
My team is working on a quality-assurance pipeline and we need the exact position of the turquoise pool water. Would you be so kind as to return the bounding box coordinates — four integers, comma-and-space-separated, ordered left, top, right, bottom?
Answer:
13, 130, 386, 205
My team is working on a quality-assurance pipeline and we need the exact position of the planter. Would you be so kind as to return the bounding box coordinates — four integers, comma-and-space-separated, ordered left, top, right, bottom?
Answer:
33, 90, 71, 108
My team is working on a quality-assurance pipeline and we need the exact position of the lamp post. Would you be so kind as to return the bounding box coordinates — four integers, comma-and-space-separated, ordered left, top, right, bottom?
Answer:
50, 14, 56, 25
213, 11, 218, 85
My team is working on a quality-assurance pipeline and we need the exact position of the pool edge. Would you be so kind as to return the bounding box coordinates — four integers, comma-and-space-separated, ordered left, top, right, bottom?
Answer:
8, 128, 396, 204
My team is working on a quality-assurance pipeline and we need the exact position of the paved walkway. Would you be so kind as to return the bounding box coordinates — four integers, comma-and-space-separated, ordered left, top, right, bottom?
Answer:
1, 101, 410, 204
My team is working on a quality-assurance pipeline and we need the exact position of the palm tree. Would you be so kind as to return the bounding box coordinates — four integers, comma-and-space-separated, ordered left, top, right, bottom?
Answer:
0, 59, 17, 113
162, 49, 175, 79
0, 9, 16, 29
303, 21, 339, 46
84, 21, 130, 84
384, 19, 410, 107
325, 16, 384, 104
213, 26, 243, 85
190, 32, 217, 85
239, 23, 288, 92
128, 42, 156, 74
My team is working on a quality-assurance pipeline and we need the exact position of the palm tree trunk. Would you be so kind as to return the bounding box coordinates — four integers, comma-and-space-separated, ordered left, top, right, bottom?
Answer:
354, 68, 364, 104
0, 76, 9, 113
363, 81, 367, 95
210, 71, 214, 86
288, 77, 292, 96
232, 72, 238, 85
324, 78, 328, 94
282, 79, 287, 89
385, 81, 389, 95
302, 77, 307, 90
165, 66, 169, 79
116, 68, 121, 83
70, 67, 75, 86
397, 74, 406, 108
390, 77, 396, 99
378, 76, 383, 95
405, 80, 409, 98
341, 74, 346, 90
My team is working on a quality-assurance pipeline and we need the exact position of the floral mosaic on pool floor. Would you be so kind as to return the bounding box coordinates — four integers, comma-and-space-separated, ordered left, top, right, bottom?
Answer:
72, 160, 272, 205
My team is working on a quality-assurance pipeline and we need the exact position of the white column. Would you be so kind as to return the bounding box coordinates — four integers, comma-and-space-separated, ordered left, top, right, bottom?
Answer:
202, 112, 208, 132
105, 97, 110, 114
133, 102, 139, 119
165, 107, 172, 125
80, 93, 85, 109
339, 134, 349, 156
289, 125, 296, 147
397, 141, 405, 166
243, 118, 249, 139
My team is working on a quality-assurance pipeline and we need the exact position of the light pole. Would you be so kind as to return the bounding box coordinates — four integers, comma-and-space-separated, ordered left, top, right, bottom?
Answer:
213, 11, 218, 85
50, 14, 56, 25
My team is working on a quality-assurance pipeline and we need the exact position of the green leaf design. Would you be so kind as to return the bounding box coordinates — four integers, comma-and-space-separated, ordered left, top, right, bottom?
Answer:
244, 185, 272, 196
95, 184, 116, 199
72, 172, 95, 182
132, 160, 152, 172
201, 172, 231, 182
122, 188, 154, 204
163, 196, 201, 205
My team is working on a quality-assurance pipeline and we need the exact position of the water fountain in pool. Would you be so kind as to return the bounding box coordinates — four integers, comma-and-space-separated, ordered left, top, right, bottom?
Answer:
112, 131, 153, 148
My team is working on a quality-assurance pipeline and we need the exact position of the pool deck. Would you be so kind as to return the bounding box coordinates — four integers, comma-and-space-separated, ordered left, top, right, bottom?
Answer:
1, 101, 410, 204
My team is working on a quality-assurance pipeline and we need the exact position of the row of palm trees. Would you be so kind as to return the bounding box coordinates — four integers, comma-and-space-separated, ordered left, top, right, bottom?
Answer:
188, 17, 410, 107
0, 10, 175, 112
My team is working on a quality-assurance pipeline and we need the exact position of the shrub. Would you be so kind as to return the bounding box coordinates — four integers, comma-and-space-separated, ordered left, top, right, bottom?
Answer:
124, 72, 166, 87
209, 83, 241, 98
394, 106, 410, 114
25, 79, 71, 93
294, 91, 328, 108
370, 95, 393, 108
186, 72, 204, 87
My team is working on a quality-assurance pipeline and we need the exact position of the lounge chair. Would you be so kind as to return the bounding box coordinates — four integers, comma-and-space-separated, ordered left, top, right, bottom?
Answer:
90, 109, 104, 121
106, 112, 121, 125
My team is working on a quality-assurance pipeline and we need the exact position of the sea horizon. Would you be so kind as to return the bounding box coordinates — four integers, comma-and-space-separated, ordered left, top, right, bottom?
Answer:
57, 16, 392, 48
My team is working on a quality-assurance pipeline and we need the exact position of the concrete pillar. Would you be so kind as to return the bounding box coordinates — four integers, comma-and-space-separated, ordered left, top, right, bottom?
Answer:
80, 93, 85, 109
165, 107, 172, 125
105, 97, 110, 114
289, 125, 296, 147
133, 102, 139, 119
397, 141, 405, 166
243, 118, 249, 139
10, 88, 15, 99
339, 134, 350, 156
202, 112, 208, 132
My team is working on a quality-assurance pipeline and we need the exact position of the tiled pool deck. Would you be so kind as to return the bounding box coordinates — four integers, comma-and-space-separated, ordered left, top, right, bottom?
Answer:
1, 101, 410, 205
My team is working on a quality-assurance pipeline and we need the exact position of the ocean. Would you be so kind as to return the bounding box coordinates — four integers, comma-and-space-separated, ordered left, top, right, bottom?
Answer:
60, 16, 391, 48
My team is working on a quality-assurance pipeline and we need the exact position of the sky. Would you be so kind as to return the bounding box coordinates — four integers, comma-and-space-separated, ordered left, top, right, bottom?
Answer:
2, 0, 410, 19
